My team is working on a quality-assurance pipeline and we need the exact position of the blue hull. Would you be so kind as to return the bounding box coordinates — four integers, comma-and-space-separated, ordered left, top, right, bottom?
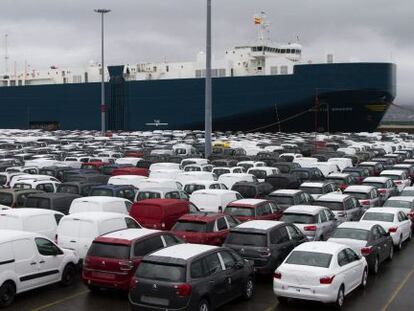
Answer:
0, 62, 396, 132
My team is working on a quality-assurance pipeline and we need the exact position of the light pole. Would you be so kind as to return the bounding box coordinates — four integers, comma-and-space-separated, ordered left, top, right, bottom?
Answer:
204, 0, 212, 158
94, 8, 111, 133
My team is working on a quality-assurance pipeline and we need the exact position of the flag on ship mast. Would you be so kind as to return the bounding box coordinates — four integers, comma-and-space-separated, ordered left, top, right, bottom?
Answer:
254, 15, 263, 25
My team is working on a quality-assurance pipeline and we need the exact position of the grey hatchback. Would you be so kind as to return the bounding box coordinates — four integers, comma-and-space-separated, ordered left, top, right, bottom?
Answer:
223, 220, 307, 274
129, 244, 254, 311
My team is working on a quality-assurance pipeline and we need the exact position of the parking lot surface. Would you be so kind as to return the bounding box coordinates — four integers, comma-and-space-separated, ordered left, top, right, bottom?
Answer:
6, 239, 414, 311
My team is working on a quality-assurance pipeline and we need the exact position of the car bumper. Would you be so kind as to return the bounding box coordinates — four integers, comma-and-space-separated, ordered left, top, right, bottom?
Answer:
273, 280, 338, 303
129, 295, 191, 311
245, 257, 274, 274
82, 272, 130, 291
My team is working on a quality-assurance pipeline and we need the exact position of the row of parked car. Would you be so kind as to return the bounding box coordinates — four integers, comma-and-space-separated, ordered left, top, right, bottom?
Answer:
1, 129, 414, 310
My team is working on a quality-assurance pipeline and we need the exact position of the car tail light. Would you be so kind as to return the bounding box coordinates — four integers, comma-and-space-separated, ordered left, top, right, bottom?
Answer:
273, 271, 282, 279
394, 180, 402, 185
161, 222, 166, 229
361, 246, 373, 256
360, 200, 370, 206
320, 275, 335, 284
338, 211, 347, 219
259, 248, 271, 257
408, 212, 414, 219
378, 189, 386, 195
174, 283, 192, 297
129, 276, 138, 290
389, 227, 397, 233
304, 225, 317, 231
340, 184, 347, 191
119, 260, 134, 271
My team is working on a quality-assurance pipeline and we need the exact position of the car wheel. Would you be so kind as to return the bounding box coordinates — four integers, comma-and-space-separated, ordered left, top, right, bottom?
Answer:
0, 281, 16, 308
198, 299, 209, 311
372, 257, 379, 275
242, 277, 254, 300
319, 235, 325, 241
361, 268, 368, 289
397, 236, 403, 251
409, 230, 412, 241
334, 286, 345, 309
277, 296, 289, 305
61, 264, 76, 287
389, 246, 394, 260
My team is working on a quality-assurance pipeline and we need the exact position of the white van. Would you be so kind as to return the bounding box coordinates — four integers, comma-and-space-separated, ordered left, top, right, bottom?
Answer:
218, 173, 258, 189
135, 178, 183, 191
108, 175, 148, 188
0, 230, 78, 307
68, 196, 133, 215
56, 212, 141, 261
149, 163, 180, 171
190, 189, 242, 213
176, 172, 215, 184
149, 169, 181, 180
327, 158, 353, 171
301, 162, 340, 177
293, 157, 318, 167
9, 175, 60, 189
115, 157, 142, 166
0, 208, 64, 240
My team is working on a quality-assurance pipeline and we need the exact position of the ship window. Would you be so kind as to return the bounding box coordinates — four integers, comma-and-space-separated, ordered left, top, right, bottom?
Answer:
271, 66, 278, 75
257, 67, 263, 71
281, 49, 286, 53
166, 65, 169, 72
258, 47, 263, 51
218, 69, 226, 77
84, 72, 88, 83
153, 66, 157, 72
280, 66, 288, 75
18, 80, 23, 86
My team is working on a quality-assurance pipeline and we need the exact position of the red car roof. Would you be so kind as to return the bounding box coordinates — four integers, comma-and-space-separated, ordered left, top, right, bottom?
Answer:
178, 213, 223, 223
132, 199, 188, 208
227, 200, 271, 208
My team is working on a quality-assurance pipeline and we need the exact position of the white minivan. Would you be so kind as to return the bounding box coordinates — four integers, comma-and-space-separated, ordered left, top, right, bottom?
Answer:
56, 212, 141, 261
0, 230, 78, 307
0, 208, 64, 240
190, 189, 242, 213
68, 196, 133, 215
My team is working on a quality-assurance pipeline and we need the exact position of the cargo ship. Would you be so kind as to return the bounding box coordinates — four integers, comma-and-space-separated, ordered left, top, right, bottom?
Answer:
0, 14, 396, 132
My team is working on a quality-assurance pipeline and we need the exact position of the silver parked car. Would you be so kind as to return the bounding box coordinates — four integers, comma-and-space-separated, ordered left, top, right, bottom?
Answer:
281, 205, 339, 241
343, 185, 382, 210
314, 193, 363, 223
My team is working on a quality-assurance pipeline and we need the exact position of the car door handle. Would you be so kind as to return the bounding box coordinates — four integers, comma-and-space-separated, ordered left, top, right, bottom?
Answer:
70, 240, 77, 243
30, 262, 37, 265
39, 260, 45, 264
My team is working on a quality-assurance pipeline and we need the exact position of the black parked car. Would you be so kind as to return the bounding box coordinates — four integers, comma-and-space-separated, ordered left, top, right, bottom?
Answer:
23, 192, 81, 214
129, 244, 255, 311
265, 174, 302, 190
272, 163, 300, 174
57, 181, 102, 196
39, 166, 76, 181
231, 181, 273, 199
224, 220, 307, 274
291, 167, 325, 183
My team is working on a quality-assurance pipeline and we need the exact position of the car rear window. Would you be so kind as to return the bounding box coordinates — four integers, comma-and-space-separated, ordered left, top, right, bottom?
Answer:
24, 197, 50, 209
88, 242, 131, 259
332, 228, 369, 241
226, 232, 267, 247
136, 191, 162, 201
0, 175, 7, 186
57, 185, 79, 194
0, 193, 13, 206
249, 170, 267, 180
89, 189, 113, 197
315, 201, 344, 211
326, 178, 346, 185
172, 221, 212, 232
286, 251, 332, 268
362, 182, 385, 189
231, 186, 257, 198
137, 262, 186, 282
299, 186, 322, 194
271, 196, 294, 205
224, 206, 255, 217
383, 200, 412, 209
344, 192, 369, 200
362, 212, 394, 222
281, 213, 316, 224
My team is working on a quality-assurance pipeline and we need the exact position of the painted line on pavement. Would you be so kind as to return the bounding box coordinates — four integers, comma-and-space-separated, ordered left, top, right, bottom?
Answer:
381, 267, 414, 311
30, 290, 89, 311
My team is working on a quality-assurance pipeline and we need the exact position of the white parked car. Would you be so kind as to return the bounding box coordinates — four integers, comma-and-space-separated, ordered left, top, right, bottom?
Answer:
0, 208, 64, 240
176, 171, 216, 184
218, 173, 257, 189
108, 175, 148, 188
56, 212, 141, 261
273, 241, 368, 308
380, 170, 411, 192
247, 167, 279, 182
190, 189, 242, 213
0, 230, 78, 307
68, 196, 133, 215
360, 207, 412, 250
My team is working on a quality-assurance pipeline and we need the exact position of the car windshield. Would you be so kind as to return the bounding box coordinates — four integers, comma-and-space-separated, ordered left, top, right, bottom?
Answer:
344, 171, 361, 177
231, 186, 257, 198
0, 193, 13, 206
271, 196, 294, 205
82, 165, 98, 170
249, 170, 267, 180
281, 213, 316, 224
24, 197, 50, 209
315, 201, 344, 211
381, 174, 400, 181
57, 185, 79, 194
89, 189, 113, 197
286, 251, 332, 268
332, 228, 369, 241
362, 182, 386, 189
137, 262, 186, 282
185, 166, 201, 172
87, 242, 130, 259
136, 191, 162, 201
213, 169, 230, 177
14, 183, 32, 190
226, 232, 267, 246
184, 184, 205, 194
172, 221, 211, 232
326, 178, 346, 185
344, 192, 369, 200
225, 206, 255, 217
401, 190, 414, 196
383, 200, 412, 209
299, 186, 322, 195
362, 212, 394, 222
0, 175, 7, 186
292, 171, 310, 180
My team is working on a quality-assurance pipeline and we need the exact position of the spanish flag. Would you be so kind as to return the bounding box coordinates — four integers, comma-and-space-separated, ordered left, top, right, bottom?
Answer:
254, 16, 263, 25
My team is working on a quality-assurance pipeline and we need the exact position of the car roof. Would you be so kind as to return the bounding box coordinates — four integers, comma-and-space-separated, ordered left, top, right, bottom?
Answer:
236, 220, 282, 231
300, 182, 331, 187
62, 212, 128, 221
363, 177, 390, 183
364, 207, 400, 214
270, 189, 302, 195
148, 243, 218, 260
386, 196, 414, 202
134, 199, 187, 207
293, 241, 346, 254
0, 208, 62, 217
178, 212, 224, 222
316, 193, 350, 201
227, 199, 267, 207
96, 228, 160, 244
326, 173, 350, 178
344, 185, 374, 193
72, 196, 129, 203
192, 189, 238, 195
0, 229, 36, 243
381, 170, 405, 175
337, 221, 376, 231
284, 205, 327, 215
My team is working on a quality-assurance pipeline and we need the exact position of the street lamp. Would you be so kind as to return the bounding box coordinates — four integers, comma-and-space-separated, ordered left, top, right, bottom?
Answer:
94, 8, 111, 133
204, 0, 212, 158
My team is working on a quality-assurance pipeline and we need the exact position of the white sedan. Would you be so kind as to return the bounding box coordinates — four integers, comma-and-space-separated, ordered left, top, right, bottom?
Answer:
273, 241, 368, 309
360, 207, 412, 250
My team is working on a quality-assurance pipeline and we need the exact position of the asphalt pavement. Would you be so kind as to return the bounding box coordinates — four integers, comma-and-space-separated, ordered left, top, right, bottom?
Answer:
7, 238, 414, 311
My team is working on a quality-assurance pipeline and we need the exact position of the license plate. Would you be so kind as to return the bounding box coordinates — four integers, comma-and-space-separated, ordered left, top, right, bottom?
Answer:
141, 295, 169, 306
91, 271, 115, 280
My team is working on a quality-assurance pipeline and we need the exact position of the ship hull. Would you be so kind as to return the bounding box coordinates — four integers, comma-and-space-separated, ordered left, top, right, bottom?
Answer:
0, 62, 396, 132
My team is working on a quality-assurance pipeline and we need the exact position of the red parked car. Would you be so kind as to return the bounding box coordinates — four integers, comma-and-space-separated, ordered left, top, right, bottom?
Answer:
82, 228, 182, 291
224, 199, 283, 222
129, 199, 199, 230
111, 167, 149, 177
171, 212, 240, 246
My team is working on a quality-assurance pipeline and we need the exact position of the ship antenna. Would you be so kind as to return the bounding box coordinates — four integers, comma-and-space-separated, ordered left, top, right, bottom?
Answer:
4, 34, 9, 75
254, 11, 269, 44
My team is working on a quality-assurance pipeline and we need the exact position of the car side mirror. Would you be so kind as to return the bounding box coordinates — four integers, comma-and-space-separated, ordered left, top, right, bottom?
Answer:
235, 261, 244, 270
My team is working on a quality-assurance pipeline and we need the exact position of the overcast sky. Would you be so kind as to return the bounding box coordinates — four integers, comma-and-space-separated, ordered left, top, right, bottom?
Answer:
0, 0, 412, 103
